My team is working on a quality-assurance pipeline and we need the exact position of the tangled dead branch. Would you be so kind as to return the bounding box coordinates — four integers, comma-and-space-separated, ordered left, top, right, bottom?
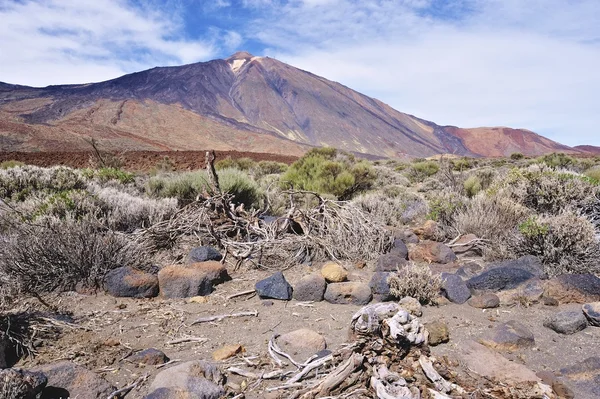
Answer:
136, 152, 392, 269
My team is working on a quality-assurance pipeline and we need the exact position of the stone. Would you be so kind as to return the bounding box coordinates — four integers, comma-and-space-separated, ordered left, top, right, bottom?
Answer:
399, 296, 422, 316
255, 272, 293, 300
544, 274, 600, 304
158, 261, 230, 298
212, 345, 243, 361
441, 273, 471, 304
560, 357, 600, 398
293, 273, 326, 302
458, 340, 543, 385
582, 302, 600, 326
0, 368, 47, 399
497, 278, 545, 306
278, 329, 326, 361
487, 256, 546, 279
542, 296, 559, 306
375, 252, 408, 272
185, 246, 222, 264
32, 361, 115, 399
324, 282, 372, 305
468, 293, 500, 309
369, 272, 393, 302
394, 229, 419, 244
425, 321, 449, 346
455, 261, 484, 279
321, 262, 348, 283
544, 311, 588, 335
413, 220, 439, 240
409, 240, 457, 264
480, 320, 535, 351
466, 267, 535, 292
128, 348, 169, 366
390, 239, 408, 259
104, 266, 159, 298
149, 360, 224, 399
188, 296, 209, 304
451, 234, 480, 255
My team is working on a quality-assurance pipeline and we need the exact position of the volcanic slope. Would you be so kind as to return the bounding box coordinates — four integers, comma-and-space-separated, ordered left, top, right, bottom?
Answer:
0, 52, 574, 157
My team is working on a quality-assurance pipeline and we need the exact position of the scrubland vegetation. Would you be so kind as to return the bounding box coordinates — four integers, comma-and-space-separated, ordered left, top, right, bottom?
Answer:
0, 150, 599, 307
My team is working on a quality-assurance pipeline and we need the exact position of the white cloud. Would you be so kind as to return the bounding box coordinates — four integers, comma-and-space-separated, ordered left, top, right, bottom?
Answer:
0, 0, 216, 86
247, 0, 600, 146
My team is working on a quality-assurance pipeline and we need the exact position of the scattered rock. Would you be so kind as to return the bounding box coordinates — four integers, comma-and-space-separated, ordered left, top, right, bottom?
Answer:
542, 296, 559, 306
425, 321, 449, 346
497, 278, 545, 306
409, 240, 457, 264
413, 220, 439, 240
544, 311, 588, 335
394, 229, 419, 244
0, 368, 47, 399
158, 261, 230, 298
390, 239, 408, 259
441, 273, 471, 304
455, 261, 484, 279
399, 296, 422, 316
32, 361, 116, 399
185, 246, 222, 264
128, 348, 169, 366
487, 256, 546, 279
480, 320, 535, 351
458, 340, 542, 384
468, 293, 500, 309
262, 300, 274, 307
104, 266, 159, 298
278, 329, 326, 361
451, 234, 480, 256
255, 272, 293, 300
213, 345, 243, 361
293, 273, 326, 302
582, 302, 600, 326
321, 262, 348, 283
324, 282, 372, 305
375, 252, 408, 272
466, 267, 535, 292
369, 272, 393, 302
560, 357, 600, 397
544, 274, 600, 304
148, 360, 224, 399
552, 381, 576, 399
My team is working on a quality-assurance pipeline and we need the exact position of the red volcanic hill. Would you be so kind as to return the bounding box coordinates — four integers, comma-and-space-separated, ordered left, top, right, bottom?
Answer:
0, 52, 578, 158
574, 145, 600, 155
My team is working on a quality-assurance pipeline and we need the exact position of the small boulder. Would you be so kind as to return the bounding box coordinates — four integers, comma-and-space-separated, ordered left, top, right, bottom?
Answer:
425, 321, 449, 346
375, 252, 408, 272
369, 272, 393, 302
212, 345, 243, 361
544, 311, 588, 335
487, 256, 546, 279
409, 240, 457, 264
158, 261, 230, 298
441, 273, 471, 304
148, 360, 224, 399
582, 302, 600, 326
399, 296, 422, 316
542, 296, 559, 306
324, 282, 372, 305
480, 320, 535, 352
128, 348, 169, 366
544, 274, 600, 304
104, 266, 159, 298
456, 261, 484, 279
468, 293, 500, 309
466, 267, 534, 292
32, 361, 115, 399
293, 273, 326, 302
321, 262, 348, 283
413, 220, 439, 240
497, 278, 545, 306
390, 239, 408, 259
278, 329, 326, 362
394, 229, 419, 244
0, 368, 47, 399
559, 357, 600, 397
451, 234, 480, 256
185, 246, 222, 264
255, 272, 293, 300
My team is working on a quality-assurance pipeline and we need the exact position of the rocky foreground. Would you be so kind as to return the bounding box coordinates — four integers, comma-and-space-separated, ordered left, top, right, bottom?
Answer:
1, 222, 600, 398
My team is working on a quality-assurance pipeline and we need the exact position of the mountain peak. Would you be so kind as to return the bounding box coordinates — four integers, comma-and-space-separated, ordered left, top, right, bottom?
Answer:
226, 51, 255, 61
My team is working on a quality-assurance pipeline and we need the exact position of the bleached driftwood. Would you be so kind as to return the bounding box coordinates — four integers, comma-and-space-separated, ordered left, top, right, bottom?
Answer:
191, 310, 258, 325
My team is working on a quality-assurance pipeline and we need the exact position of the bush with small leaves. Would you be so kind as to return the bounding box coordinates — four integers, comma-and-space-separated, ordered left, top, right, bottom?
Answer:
215, 156, 257, 171
255, 160, 288, 177
463, 175, 482, 198
584, 166, 600, 184
0, 165, 86, 201
510, 152, 525, 160
388, 262, 441, 304
353, 186, 428, 226
406, 161, 439, 182
0, 160, 25, 169
537, 152, 575, 169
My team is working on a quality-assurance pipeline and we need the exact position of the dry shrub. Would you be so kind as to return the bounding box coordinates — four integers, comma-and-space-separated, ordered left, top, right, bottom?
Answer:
515, 211, 600, 276
0, 218, 150, 297
0, 165, 86, 201
426, 188, 466, 237
372, 165, 410, 187
352, 186, 428, 226
388, 262, 441, 304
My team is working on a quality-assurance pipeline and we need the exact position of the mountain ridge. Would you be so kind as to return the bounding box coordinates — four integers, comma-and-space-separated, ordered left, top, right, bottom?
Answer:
0, 52, 578, 158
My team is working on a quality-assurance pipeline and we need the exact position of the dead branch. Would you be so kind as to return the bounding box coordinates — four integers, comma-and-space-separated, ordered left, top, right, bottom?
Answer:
166, 336, 208, 345
190, 310, 258, 325
106, 373, 149, 399
226, 289, 256, 300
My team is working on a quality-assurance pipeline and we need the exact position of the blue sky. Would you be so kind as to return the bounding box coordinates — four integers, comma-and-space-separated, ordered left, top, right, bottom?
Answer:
1, 0, 599, 146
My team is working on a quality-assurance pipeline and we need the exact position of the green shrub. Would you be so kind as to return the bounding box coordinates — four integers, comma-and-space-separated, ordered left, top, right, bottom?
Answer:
426, 189, 465, 227
537, 153, 575, 169
584, 166, 600, 184
255, 160, 288, 177
215, 157, 257, 171
281, 148, 375, 199
0, 165, 86, 201
218, 168, 262, 209
406, 161, 439, 182
463, 175, 482, 198
0, 160, 25, 169
93, 167, 135, 184
452, 158, 473, 172
510, 152, 524, 160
